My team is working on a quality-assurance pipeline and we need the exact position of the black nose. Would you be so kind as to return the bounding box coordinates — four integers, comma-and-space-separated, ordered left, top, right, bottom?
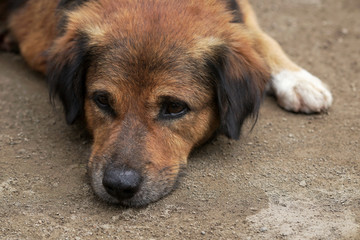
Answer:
102, 167, 142, 200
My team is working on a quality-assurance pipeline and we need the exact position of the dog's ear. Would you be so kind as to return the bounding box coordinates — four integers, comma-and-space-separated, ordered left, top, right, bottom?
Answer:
47, 34, 89, 124
211, 43, 269, 139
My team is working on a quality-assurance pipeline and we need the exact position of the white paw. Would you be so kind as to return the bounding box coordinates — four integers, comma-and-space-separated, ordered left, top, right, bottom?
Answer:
271, 69, 333, 113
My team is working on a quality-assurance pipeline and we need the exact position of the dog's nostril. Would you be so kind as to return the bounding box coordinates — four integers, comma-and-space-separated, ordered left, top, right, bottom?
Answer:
102, 167, 142, 200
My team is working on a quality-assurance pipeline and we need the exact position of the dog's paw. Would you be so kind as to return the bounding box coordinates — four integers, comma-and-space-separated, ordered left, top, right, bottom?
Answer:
271, 69, 333, 113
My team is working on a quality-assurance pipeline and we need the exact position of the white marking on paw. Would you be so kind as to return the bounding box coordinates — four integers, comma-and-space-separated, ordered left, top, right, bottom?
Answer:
271, 69, 333, 113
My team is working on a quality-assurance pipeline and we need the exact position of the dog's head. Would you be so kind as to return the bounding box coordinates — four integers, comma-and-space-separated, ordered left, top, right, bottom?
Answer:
47, 0, 269, 207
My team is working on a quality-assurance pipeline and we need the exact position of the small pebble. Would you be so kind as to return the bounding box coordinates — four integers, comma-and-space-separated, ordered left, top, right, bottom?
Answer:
17, 149, 26, 154
260, 227, 268, 232
341, 28, 349, 35
300, 180, 307, 187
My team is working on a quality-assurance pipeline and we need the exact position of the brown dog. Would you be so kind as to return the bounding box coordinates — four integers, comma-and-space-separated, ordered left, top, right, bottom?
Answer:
1, 0, 332, 207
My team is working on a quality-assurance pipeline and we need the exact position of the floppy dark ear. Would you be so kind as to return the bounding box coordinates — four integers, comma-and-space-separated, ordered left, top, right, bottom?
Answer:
214, 47, 269, 139
47, 35, 89, 124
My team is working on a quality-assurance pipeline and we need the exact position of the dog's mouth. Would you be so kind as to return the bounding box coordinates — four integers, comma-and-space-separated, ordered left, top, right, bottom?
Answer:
89, 162, 185, 207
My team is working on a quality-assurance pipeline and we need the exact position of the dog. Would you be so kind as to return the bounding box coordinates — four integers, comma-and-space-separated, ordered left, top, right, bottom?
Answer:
1, 0, 332, 207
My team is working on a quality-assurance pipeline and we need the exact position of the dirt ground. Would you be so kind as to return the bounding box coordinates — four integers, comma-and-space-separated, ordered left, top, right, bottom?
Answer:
1, 0, 359, 239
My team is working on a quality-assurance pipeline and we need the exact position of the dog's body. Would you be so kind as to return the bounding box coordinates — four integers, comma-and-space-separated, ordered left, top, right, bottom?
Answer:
1, 0, 332, 207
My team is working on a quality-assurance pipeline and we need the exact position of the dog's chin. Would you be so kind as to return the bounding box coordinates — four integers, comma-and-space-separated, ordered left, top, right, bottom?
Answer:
89, 169, 179, 207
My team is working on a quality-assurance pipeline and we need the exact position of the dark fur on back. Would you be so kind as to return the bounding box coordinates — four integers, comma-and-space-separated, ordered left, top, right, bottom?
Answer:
57, 0, 91, 36
6, 0, 28, 12
224, 0, 243, 23
58, 0, 91, 9
0, 0, 28, 21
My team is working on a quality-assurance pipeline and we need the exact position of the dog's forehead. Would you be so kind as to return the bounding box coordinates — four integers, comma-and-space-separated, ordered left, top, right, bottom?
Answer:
68, 0, 233, 46
88, 39, 190, 85
86, 36, 222, 94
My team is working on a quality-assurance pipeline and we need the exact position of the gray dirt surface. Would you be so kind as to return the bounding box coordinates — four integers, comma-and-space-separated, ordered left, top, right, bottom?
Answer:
1, 0, 360, 239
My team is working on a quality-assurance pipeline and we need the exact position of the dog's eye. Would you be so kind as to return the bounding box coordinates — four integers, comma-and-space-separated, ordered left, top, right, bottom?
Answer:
92, 92, 115, 115
160, 100, 189, 120
95, 95, 109, 107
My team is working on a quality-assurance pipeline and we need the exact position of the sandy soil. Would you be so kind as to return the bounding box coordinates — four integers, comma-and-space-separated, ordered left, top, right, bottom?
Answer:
1, 0, 360, 239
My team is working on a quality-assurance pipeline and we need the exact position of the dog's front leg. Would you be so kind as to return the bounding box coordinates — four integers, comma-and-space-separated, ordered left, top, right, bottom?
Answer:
238, 0, 332, 113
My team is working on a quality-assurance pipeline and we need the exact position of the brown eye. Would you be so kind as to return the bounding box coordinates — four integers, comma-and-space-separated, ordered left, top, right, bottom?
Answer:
160, 100, 189, 120
96, 95, 109, 107
166, 102, 186, 114
92, 91, 115, 116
